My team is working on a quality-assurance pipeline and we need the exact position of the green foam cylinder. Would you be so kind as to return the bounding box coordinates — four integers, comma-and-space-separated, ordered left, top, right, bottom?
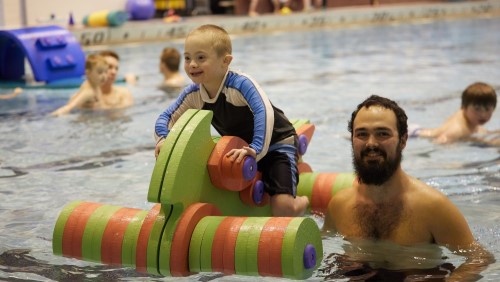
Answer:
52, 201, 83, 256
281, 217, 323, 280
121, 210, 148, 266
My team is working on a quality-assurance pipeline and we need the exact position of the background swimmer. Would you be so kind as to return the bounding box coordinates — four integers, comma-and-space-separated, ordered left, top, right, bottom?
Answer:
50, 54, 108, 116
158, 47, 186, 95
98, 50, 134, 109
0, 87, 23, 100
412, 82, 497, 145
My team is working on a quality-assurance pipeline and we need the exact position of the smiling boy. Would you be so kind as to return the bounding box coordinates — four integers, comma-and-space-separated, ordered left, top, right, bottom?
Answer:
154, 24, 309, 216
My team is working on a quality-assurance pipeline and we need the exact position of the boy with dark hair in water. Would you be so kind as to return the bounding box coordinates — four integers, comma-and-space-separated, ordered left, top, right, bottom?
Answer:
414, 82, 497, 145
158, 47, 185, 94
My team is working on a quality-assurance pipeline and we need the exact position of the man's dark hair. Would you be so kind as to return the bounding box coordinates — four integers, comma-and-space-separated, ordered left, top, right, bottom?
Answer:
348, 95, 408, 140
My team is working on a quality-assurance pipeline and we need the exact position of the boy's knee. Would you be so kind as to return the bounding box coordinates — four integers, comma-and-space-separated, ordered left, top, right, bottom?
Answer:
271, 194, 308, 217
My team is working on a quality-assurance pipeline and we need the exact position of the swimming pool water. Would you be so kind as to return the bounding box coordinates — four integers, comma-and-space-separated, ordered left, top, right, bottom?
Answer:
0, 16, 499, 281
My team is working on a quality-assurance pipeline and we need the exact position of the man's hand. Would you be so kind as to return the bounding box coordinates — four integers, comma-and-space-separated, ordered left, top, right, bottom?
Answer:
225, 146, 256, 163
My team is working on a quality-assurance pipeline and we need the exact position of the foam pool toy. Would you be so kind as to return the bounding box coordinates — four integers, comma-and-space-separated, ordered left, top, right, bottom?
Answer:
53, 109, 354, 279
126, 0, 156, 20
83, 10, 129, 27
0, 26, 85, 85
0, 25, 134, 89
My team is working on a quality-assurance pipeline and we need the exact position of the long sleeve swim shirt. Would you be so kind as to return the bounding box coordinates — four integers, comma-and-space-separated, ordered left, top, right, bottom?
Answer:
154, 70, 296, 161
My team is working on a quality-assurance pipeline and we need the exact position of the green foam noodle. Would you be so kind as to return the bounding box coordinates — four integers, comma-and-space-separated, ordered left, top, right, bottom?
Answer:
52, 201, 83, 256
122, 210, 148, 267
81, 205, 121, 262
235, 217, 269, 276
199, 216, 225, 272
281, 217, 323, 280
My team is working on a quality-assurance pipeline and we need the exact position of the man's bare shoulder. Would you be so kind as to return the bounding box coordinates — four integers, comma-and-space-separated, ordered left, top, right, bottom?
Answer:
332, 185, 356, 203
327, 185, 356, 215
407, 177, 451, 210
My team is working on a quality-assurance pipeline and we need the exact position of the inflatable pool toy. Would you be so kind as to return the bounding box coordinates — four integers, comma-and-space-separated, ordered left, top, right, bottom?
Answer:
82, 10, 129, 27
0, 26, 85, 84
126, 0, 156, 20
53, 109, 354, 278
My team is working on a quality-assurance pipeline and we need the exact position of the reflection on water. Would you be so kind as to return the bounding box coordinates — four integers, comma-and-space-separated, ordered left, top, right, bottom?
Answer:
0, 16, 499, 282
318, 252, 454, 281
0, 249, 151, 282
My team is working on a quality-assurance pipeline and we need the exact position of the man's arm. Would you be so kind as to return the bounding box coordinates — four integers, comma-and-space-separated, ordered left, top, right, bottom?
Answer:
50, 89, 92, 116
430, 196, 495, 281
446, 242, 495, 282
116, 86, 134, 108
0, 87, 22, 100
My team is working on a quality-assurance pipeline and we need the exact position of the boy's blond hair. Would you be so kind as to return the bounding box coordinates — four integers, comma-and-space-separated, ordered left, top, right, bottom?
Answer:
99, 50, 120, 61
85, 54, 107, 71
189, 24, 232, 57
461, 82, 497, 109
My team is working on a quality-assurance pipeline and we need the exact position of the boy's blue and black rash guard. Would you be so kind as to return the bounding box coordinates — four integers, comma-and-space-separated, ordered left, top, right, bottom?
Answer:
154, 70, 296, 161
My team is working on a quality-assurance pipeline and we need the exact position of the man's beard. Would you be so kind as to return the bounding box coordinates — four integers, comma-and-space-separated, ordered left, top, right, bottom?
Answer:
352, 144, 402, 185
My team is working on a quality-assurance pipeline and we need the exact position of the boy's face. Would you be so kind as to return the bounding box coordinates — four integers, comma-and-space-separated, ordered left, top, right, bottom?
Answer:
183, 32, 231, 86
104, 56, 119, 85
463, 104, 495, 126
86, 62, 108, 86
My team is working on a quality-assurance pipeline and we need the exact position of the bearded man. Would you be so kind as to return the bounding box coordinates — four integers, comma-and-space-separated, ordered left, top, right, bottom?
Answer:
323, 95, 494, 281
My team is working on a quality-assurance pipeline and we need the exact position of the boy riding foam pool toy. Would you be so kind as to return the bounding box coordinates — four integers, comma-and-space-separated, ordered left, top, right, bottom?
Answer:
53, 109, 355, 279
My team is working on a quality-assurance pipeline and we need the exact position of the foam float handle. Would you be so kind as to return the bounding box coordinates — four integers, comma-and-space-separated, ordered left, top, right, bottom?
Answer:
295, 123, 315, 156
240, 172, 270, 207
242, 156, 257, 181
207, 136, 256, 191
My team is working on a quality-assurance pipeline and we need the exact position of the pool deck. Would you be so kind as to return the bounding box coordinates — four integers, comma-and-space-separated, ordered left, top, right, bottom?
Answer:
69, 0, 500, 48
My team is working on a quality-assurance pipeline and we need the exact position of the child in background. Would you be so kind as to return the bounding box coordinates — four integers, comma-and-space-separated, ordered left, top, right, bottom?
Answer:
0, 87, 23, 100
50, 54, 108, 116
98, 50, 134, 108
413, 82, 497, 145
154, 24, 309, 216
158, 47, 186, 94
